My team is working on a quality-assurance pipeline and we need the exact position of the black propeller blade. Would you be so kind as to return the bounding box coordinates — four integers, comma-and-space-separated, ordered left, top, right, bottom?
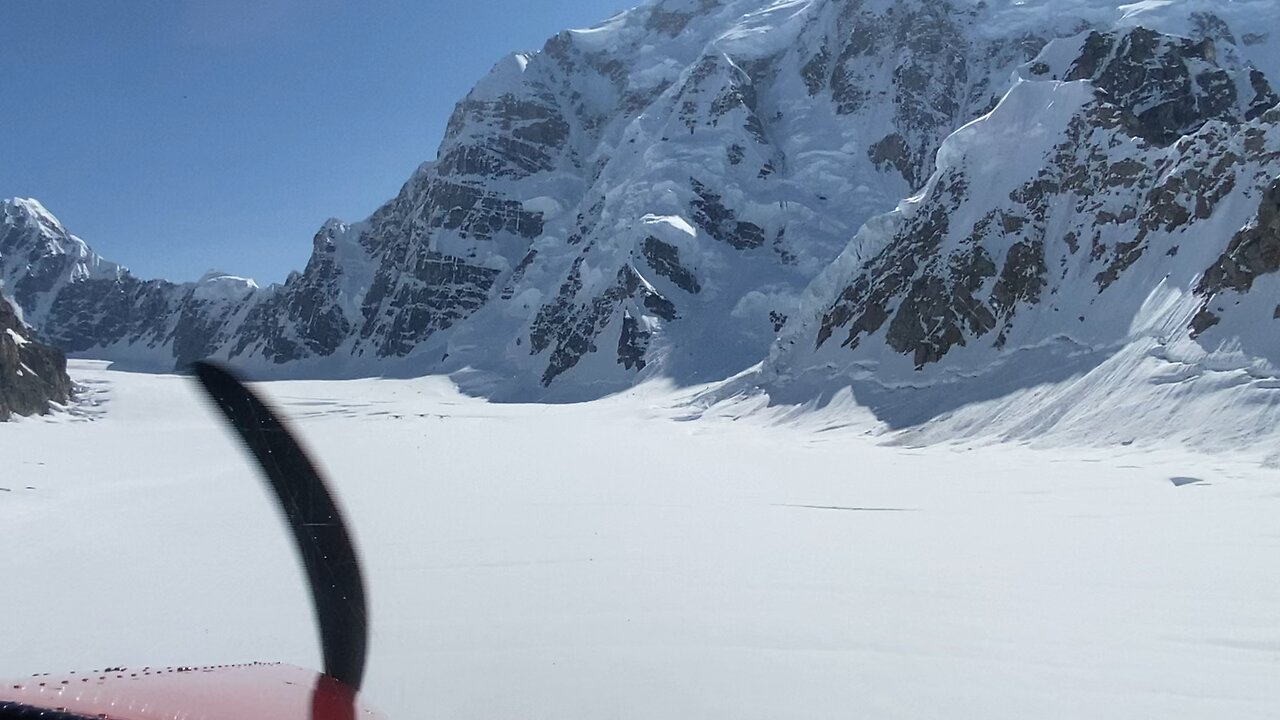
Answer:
192, 361, 368, 692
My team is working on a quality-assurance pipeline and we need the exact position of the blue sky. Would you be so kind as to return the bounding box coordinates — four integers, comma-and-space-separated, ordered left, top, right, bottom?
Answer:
1, 0, 630, 283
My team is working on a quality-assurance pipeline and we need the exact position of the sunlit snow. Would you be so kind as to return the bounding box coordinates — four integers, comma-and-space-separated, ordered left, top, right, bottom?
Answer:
2, 361, 1278, 719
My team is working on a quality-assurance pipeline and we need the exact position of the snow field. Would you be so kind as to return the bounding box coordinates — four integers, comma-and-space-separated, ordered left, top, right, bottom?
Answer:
1, 360, 1279, 719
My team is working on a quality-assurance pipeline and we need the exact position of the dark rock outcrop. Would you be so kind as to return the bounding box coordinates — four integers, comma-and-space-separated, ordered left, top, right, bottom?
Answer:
817, 170, 996, 367
0, 296, 73, 420
1061, 27, 1276, 146
689, 179, 767, 250
530, 259, 676, 386
642, 236, 702, 294
1191, 176, 1280, 335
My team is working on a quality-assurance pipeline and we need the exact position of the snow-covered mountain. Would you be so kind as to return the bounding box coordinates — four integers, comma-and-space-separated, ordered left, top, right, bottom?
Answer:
0, 293, 72, 420
752, 17, 1280, 452
4, 0, 1280, 416
0, 198, 260, 371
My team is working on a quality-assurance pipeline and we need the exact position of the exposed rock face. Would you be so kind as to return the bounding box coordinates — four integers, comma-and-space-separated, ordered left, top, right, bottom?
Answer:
1191, 175, 1280, 335
804, 24, 1280, 373
530, 260, 676, 386
765, 21, 1280, 419
5, 0, 1280, 402
1065, 29, 1245, 145
689, 179, 768, 251
642, 236, 702, 294
0, 295, 72, 420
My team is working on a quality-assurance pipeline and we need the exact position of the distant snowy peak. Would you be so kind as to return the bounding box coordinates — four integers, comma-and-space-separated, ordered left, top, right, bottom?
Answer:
0, 198, 279, 369
1, 198, 125, 325
1, 198, 115, 271
5, 198, 65, 238
468, 52, 536, 101
193, 271, 259, 301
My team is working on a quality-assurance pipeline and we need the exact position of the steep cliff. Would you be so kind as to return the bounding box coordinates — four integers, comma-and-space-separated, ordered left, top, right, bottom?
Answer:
0, 295, 73, 420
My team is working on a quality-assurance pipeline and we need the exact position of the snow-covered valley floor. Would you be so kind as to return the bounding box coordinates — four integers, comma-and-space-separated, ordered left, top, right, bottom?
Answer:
2, 360, 1279, 719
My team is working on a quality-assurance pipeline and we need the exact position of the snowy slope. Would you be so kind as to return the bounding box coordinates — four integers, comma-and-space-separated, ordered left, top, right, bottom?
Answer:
753, 21, 1280, 452
2, 362, 1280, 719
7, 361, 1280, 712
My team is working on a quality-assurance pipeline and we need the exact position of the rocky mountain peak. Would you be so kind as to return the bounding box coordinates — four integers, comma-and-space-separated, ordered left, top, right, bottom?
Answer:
3, 198, 65, 237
